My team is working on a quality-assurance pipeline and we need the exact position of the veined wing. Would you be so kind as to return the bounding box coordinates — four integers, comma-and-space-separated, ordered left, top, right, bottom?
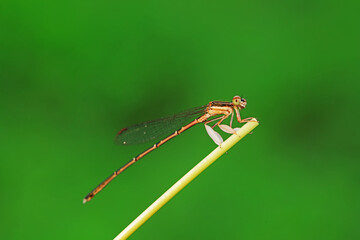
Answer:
115, 105, 207, 145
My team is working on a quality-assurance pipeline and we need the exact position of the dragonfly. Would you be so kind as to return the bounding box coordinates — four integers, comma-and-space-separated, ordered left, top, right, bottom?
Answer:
83, 96, 254, 203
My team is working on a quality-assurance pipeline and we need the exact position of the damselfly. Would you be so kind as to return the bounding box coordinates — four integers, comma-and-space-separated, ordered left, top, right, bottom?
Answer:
83, 96, 254, 203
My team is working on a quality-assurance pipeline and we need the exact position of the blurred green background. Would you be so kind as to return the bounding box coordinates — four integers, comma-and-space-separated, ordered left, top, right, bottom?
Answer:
1, 0, 359, 239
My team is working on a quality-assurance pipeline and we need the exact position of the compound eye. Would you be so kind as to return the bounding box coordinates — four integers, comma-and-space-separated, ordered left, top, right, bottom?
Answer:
232, 96, 241, 105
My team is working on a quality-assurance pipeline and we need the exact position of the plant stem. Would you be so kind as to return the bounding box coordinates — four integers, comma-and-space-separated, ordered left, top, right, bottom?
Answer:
114, 119, 259, 240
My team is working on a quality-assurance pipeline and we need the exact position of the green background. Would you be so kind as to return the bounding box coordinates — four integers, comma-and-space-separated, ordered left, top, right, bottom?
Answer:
1, 0, 359, 239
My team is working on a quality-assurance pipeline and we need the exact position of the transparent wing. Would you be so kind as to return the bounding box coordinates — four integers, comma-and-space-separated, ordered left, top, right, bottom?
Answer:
115, 105, 207, 145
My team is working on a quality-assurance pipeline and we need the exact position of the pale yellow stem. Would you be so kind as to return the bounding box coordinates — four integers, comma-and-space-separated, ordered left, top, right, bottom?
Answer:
114, 119, 259, 240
